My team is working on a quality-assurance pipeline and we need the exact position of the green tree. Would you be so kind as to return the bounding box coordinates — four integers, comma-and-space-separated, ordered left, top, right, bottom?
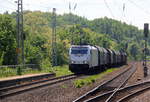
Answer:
0, 14, 16, 65
129, 43, 140, 60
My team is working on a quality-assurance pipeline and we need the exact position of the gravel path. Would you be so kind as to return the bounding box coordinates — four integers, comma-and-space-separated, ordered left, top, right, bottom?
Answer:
1, 63, 144, 102
126, 62, 144, 86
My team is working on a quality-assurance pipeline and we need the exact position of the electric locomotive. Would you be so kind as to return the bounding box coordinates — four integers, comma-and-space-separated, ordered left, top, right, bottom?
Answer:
69, 45, 127, 73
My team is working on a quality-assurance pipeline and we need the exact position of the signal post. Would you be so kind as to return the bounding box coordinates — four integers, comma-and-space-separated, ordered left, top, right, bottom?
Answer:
143, 23, 149, 77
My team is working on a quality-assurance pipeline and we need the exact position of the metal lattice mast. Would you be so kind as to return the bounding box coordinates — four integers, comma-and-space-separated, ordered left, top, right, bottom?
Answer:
16, 9, 20, 65
16, 0, 25, 68
51, 8, 57, 66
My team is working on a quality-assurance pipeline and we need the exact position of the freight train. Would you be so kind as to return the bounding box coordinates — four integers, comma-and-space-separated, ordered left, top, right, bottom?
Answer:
69, 45, 127, 73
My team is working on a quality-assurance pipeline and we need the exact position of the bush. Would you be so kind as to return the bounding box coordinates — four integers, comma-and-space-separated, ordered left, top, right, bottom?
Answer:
74, 68, 118, 88
40, 58, 52, 73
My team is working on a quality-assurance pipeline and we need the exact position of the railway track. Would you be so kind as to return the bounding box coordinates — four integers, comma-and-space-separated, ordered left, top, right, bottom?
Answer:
73, 63, 137, 102
0, 74, 78, 99
83, 80, 150, 102
0, 73, 56, 88
117, 82, 150, 102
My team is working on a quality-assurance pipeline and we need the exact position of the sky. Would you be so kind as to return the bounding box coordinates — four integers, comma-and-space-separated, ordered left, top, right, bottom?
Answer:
1, 0, 150, 29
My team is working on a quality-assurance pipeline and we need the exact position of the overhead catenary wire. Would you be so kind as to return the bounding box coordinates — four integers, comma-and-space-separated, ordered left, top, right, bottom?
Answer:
112, 0, 126, 22
127, 0, 150, 17
122, 0, 131, 24
0, 0, 17, 13
22, 0, 63, 12
23, 2, 62, 13
0, 0, 54, 13
103, 0, 115, 19
0, 4, 16, 12
0, 0, 65, 15
111, 0, 131, 26
5, 0, 16, 7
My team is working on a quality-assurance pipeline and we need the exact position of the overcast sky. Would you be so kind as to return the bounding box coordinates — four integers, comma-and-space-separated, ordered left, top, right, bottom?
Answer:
1, 0, 150, 29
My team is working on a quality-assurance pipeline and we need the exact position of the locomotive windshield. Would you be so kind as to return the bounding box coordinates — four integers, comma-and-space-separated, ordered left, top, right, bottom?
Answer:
71, 47, 88, 54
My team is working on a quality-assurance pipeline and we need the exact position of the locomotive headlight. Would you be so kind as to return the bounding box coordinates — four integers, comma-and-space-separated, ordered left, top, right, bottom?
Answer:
71, 61, 75, 64
83, 61, 88, 64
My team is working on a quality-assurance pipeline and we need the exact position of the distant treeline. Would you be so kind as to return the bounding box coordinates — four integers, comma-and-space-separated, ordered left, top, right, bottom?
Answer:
0, 11, 148, 67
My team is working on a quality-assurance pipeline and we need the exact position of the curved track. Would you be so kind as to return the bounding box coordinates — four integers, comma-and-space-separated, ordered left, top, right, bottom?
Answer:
73, 63, 137, 102
117, 82, 150, 102
82, 80, 150, 102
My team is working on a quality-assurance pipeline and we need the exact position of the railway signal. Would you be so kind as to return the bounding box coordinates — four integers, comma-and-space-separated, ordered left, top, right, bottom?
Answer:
143, 23, 149, 77
144, 23, 149, 37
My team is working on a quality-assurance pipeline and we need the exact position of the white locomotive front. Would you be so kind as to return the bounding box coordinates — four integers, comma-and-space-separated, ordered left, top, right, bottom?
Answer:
69, 45, 99, 73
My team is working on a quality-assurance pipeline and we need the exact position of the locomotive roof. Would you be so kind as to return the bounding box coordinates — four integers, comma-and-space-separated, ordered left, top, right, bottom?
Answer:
71, 45, 98, 51
70, 45, 126, 55
71, 45, 91, 48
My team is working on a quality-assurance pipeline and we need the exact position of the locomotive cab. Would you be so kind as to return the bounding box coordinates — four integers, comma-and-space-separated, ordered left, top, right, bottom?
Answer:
69, 47, 89, 63
69, 45, 90, 72
69, 45, 99, 73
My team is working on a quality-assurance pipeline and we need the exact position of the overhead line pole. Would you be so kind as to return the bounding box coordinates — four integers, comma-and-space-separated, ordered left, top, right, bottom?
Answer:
51, 8, 57, 67
16, 9, 20, 66
20, 0, 25, 69
16, 0, 25, 73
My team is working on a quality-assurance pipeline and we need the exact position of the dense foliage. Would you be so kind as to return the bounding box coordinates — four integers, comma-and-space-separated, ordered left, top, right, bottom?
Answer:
0, 11, 148, 67
0, 14, 17, 65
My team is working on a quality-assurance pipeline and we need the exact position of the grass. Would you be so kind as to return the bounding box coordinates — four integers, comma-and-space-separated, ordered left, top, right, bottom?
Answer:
0, 67, 17, 78
51, 65, 73, 77
61, 85, 68, 89
0, 65, 117, 85
0, 67, 45, 78
0, 65, 72, 79
74, 68, 118, 88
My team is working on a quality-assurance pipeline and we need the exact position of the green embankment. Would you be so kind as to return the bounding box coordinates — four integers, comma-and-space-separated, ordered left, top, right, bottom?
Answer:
74, 68, 118, 88
51, 65, 73, 77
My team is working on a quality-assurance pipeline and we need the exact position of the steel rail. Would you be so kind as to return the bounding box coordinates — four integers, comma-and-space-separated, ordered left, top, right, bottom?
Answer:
0, 74, 78, 99
84, 78, 150, 102
117, 85, 150, 102
0, 73, 56, 88
73, 64, 133, 102
83, 64, 136, 102
105, 63, 137, 102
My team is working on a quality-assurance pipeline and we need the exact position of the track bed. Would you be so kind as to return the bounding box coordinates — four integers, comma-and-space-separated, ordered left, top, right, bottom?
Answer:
1, 62, 145, 102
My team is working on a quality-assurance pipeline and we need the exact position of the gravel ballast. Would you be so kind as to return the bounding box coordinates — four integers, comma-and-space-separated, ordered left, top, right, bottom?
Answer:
1, 62, 144, 102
